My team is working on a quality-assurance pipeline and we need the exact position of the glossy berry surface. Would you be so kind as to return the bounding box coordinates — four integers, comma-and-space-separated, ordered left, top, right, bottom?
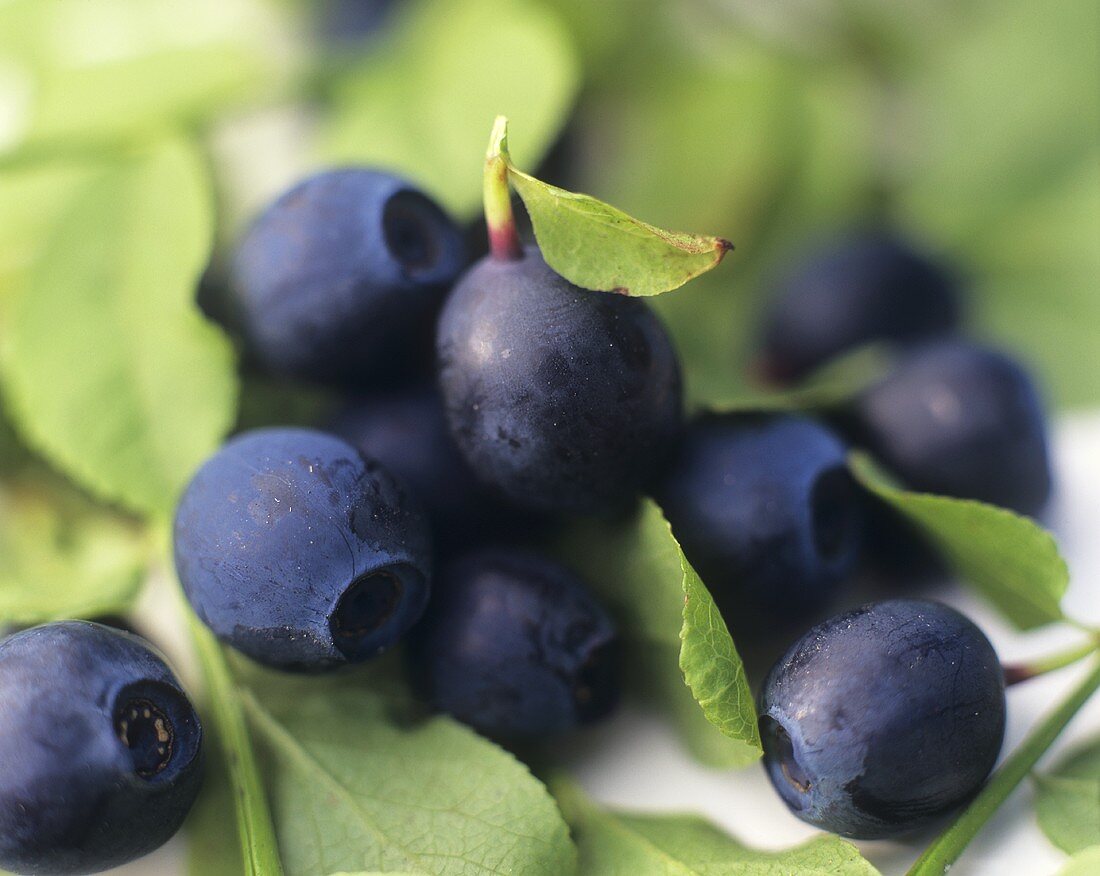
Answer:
174, 428, 432, 670
656, 414, 863, 623
437, 246, 683, 513
329, 386, 519, 550
852, 339, 1052, 515
0, 622, 203, 875
758, 233, 959, 383
759, 599, 1005, 839
410, 549, 619, 738
232, 168, 466, 387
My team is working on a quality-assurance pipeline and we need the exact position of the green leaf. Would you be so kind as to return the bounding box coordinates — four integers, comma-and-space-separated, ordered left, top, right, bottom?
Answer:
553, 778, 880, 875
185, 727, 247, 876
242, 684, 576, 876
0, 475, 147, 624
560, 500, 761, 768
324, 0, 579, 218
1059, 847, 1100, 876
1034, 737, 1100, 854
0, 0, 284, 155
489, 118, 732, 296
849, 452, 1067, 630
0, 137, 238, 518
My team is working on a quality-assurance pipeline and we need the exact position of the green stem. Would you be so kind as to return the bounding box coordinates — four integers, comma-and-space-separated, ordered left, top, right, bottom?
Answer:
1003, 639, 1100, 686
187, 612, 285, 876
483, 115, 522, 261
908, 659, 1100, 876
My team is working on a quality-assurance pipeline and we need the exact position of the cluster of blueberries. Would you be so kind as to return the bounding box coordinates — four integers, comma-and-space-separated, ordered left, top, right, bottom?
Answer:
0, 165, 1052, 873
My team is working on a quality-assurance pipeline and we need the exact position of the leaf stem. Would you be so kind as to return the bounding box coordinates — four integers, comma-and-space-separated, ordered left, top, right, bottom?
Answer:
187, 611, 285, 876
907, 659, 1100, 876
483, 115, 522, 261
1003, 638, 1100, 686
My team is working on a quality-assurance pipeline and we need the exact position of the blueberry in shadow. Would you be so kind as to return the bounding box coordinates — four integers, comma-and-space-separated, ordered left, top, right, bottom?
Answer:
757, 232, 960, 383
0, 622, 203, 875
759, 599, 1005, 839
409, 548, 619, 738
851, 339, 1052, 515
655, 413, 863, 624
329, 385, 530, 550
232, 169, 466, 388
174, 427, 432, 670
437, 245, 683, 513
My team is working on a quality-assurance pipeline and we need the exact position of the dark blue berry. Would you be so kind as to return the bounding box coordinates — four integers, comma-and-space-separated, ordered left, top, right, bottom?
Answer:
758, 233, 960, 383
174, 427, 432, 670
437, 246, 683, 513
232, 169, 466, 388
852, 339, 1052, 515
410, 549, 619, 738
759, 599, 1005, 839
656, 414, 863, 623
0, 622, 203, 875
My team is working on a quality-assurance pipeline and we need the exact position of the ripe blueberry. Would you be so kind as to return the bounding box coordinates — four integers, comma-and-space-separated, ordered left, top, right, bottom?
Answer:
329, 386, 524, 550
409, 548, 619, 738
759, 599, 1005, 839
437, 245, 683, 513
758, 232, 960, 383
0, 622, 203, 875
655, 414, 863, 623
174, 427, 432, 670
851, 339, 1052, 515
232, 169, 466, 387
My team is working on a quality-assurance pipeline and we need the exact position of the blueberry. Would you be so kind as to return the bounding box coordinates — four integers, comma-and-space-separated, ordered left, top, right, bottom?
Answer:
655, 414, 863, 623
409, 549, 619, 738
0, 622, 203, 875
174, 427, 432, 670
758, 233, 960, 383
437, 245, 683, 513
232, 169, 466, 388
319, 0, 397, 45
851, 339, 1052, 515
759, 599, 1005, 839
329, 386, 524, 550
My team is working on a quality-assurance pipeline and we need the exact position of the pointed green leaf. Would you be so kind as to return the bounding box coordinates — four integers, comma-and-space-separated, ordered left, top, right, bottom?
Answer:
324, 0, 579, 217
850, 452, 1067, 629
491, 119, 732, 296
553, 779, 879, 875
560, 500, 760, 768
242, 685, 576, 876
1035, 737, 1100, 854
0, 137, 238, 518
0, 475, 147, 624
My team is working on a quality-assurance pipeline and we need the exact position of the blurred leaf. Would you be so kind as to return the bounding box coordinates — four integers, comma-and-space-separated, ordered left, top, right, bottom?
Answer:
560, 500, 761, 768
850, 452, 1068, 630
324, 0, 579, 217
898, 0, 1099, 243
1059, 847, 1100, 876
0, 0, 285, 155
242, 684, 576, 876
185, 727, 247, 876
0, 475, 147, 624
1035, 737, 1100, 855
553, 778, 880, 875
0, 137, 238, 518
490, 117, 732, 296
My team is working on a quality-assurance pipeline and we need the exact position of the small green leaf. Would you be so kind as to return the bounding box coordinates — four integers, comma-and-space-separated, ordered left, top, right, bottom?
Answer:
849, 452, 1067, 629
242, 684, 576, 876
324, 0, 579, 218
1059, 847, 1100, 876
1, 137, 238, 518
553, 778, 880, 875
1034, 737, 1100, 854
490, 118, 732, 296
560, 500, 760, 768
0, 475, 147, 624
